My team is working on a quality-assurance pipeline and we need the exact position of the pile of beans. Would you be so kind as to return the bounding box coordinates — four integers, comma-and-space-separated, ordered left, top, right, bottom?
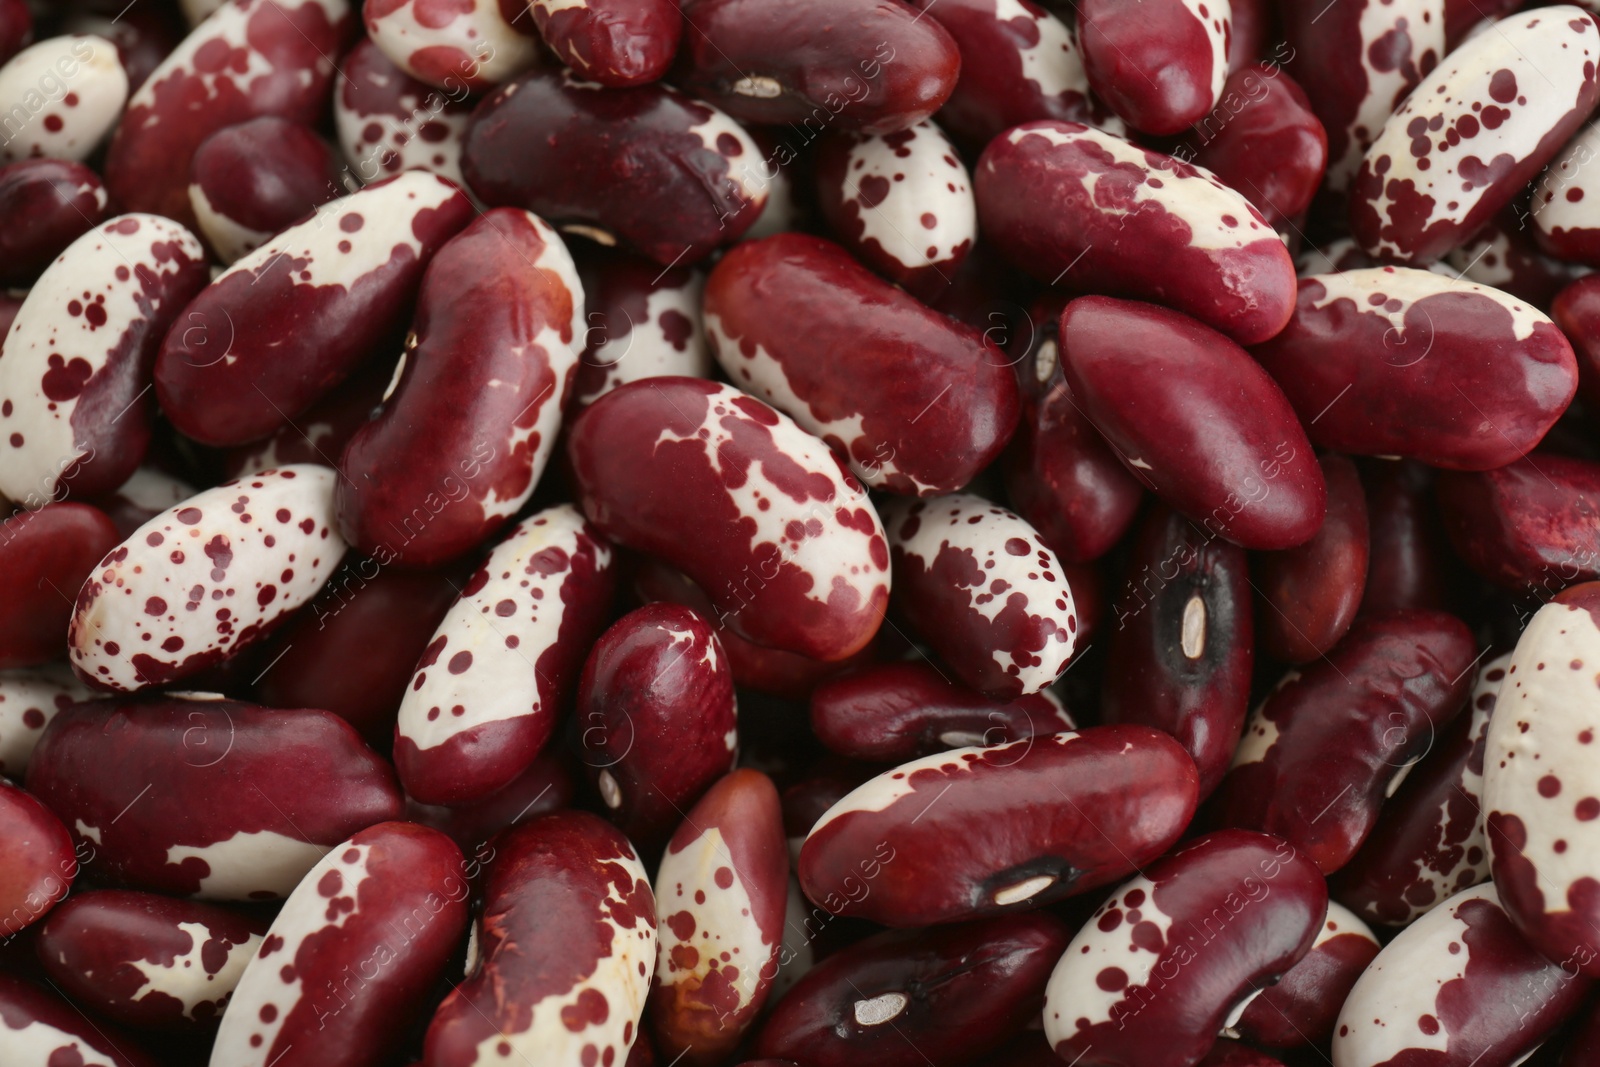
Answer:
6, 0, 1600, 1064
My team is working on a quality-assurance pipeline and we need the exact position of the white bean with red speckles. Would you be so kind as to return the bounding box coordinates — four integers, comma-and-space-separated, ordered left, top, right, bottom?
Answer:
365, 0, 539, 91
0, 36, 127, 163
836, 121, 974, 276
0, 665, 90, 777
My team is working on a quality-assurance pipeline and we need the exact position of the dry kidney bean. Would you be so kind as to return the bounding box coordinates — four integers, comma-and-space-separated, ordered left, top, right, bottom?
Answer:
35, 889, 267, 1031
333, 37, 471, 187
0, 504, 119, 669
1187, 64, 1328, 230
0, 159, 108, 287
363, 0, 538, 91
1359, 458, 1454, 615
187, 117, 343, 265
1554, 275, 1600, 407
1532, 119, 1600, 266
0, 35, 127, 164
0, 666, 90, 777
0, 974, 155, 1067
1075, 0, 1229, 136
404, 748, 575, 854
571, 247, 708, 409
1436, 453, 1600, 593
1443, 0, 1518, 45
1231, 901, 1380, 1050
0, 778, 76, 938
1198, 1042, 1285, 1067
530, 0, 679, 87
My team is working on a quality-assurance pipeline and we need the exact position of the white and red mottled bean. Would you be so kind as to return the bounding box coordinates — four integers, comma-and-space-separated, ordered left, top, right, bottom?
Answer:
569, 249, 709, 409
334, 37, 471, 186
0, 664, 90, 778
0, 974, 155, 1067
0, 36, 127, 163
1532, 118, 1600, 265
364, 0, 540, 92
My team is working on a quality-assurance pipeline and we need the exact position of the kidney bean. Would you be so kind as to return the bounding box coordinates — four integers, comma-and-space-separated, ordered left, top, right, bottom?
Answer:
1296, 235, 1379, 275
394, 504, 616, 805
651, 770, 788, 1064
1350, 7, 1600, 265
571, 248, 709, 410
1553, 275, 1600, 409
1209, 611, 1477, 874
753, 912, 1069, 1067
67, 465, 344, 691
0, 0, 28, 65
0, 665, 89, 777
1076, 0, 1228, 135
1332, 652, 1506, 927
1448, 208, 1590, 311
576, 603, 737, 853
1231, 900, 1379, 1050
0, 974, 155, 1067
799, 725, 1198, 927
334, 37, 470, 188
1254, 453, 1369, 663
530, 0, 678, 87
782, 754, 878, 854
464, 70, 767, 265
365, 0, 539, 91
1359, 458, 1453, 615
0, 778, 75, 938
881, 493, 1077, 697
220, 363, 390, 480
0, 35, 127, 163
707, 235, 1018, 496
104, 0, 353, 227
569, 378, 889, 663
404, 747, 575, 854
1334, 883, 1593, 1066
188, 117, 343, 265
1436, 453, 1600, 596
1444, 0, 1519, 45
1060, 296, 1325, 549
0, 215, 209, 505
211, 822, 467, 1067
1102, 502, 1253, 798
0, 159, 108, 287
976, 122, 1298, 345
1042, 829, 1328, 1067
1187, 64, 1327, 229
36, 889, 267, 1031
1252, 268, 1578, 470
422, 811, 656, 1066
0, 503, 119, 670
154, 170, 473, 447
25, 695, 401, 900
61, 4, 181, 94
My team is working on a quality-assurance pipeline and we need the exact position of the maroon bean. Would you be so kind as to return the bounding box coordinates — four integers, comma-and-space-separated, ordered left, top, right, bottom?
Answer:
977, 122, 1298, 345
24, 696, 402, 900
530, 0, 680, 87
1436, 452, 1600, 594
403, 747, 575, 854
1564, 998, 1600, 1067
1042, 830, 1328, 1067
334, 37, 471, 187
706, 234, 1018, 496
36, 889, 268, 1031
463, 69, 767, 266
1252, 268, 1578, 470
0, 0, 29, 66
421, 811, 656, 1065
0, 666, 90, 778
1102, 502, 1253, 798
220, 363, 390, 480
1059, 296, 1326, 550
1444, 0, 1519, 45
337, 209, 582, 568
188, 117, 343, 265
1198, 1041, 1286, 1067
154, 171, 473, 447
0, 503, 119, 669
782, 755, 880, 856
0, 779, 75, 938
1209, 611, 1478, 874
754, 912, 1070, 1067
364, 0, 540, 91
1225, 0, 1267, 72
799, 725, 1199, 927
1232, 901, 1379, 1050
571, 248, 709, 410
1359, 458, 1453, 615
0, 159, 109, 287
0, 974, 155, 1066
103, 0, 353, 228
1553, 275, 1600, 409
1253, 453, 1369, 664
1076, 0, 1228, 135
1188, 64, 1328, 229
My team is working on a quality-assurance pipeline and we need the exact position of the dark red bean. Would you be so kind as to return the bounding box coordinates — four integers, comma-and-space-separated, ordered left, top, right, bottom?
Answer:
782, 755, 880, 854
530, 0, 680, 87
0, 779, 76, 939
0, 159, 109, 287
1232, 901, 1379, 1050
1225, 0, 1267, 72
1444, 0, 1518, 46
570, 247, 710, 411
403, 747, 576, 855
0, 503, 119, 670
1076, 0, 1229, 135
1187, 64, 1327, 229
1552, 275, 1600, 410
188, 117, 343, 264
1198, 1041, 1286, 1067
0, 0, 29, 66
1358, 458, 1453, 616
0, 35, 128, 164
0, 974, 155, 1066
333, 36, 471, 187
1436, 452, 1600, 595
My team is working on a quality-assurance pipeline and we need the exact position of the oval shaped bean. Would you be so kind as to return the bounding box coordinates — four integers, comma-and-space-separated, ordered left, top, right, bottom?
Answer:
1077, 0, 1229, 135
531, 0, 679, 87
334, 37, 471, 187
0, 215, 209, 505
0, 665, 90, 777
1233, 901, 1380, 1050
1189, 64, 1328, 229
189, 117, 343, 265
570, 247, 709, 410
1210, 611, 1478, 874
0, 159, 108, 287
1252, 268, 1578, 470
0, 36, 127, 163
1444, 0, 1518, 44
155, 171, 473, 447
1437, 453, 1600, 594
1359, 458, 1453, 615
1530, 120, 1600, 266
0, 504, 119, 669
365, 0, 539, 91
706, 234, 1018, 496
568, 378, 890, 662
1350, 7, 1600, 264
1042, 830, 1328, 1067
0, 779, 75, 938
1060, 296, 1326, 550
799, 725, 1199, 927
0, 974, 155, 1067
976, 122, 1297, 345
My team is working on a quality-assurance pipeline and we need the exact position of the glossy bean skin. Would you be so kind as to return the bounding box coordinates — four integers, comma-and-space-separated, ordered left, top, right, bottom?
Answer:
1060, 296, 1326, 550
568, 378, 890, 663
0, 974, 155, 1067
978, 122, 1297, 345
753, 913, 1070, 1067
1252, 268, 1578, 470
0, 36, 127, 163
671, 0, 959, 136
0, 779, 76, 939
25, 696, 402, 900
1359, 458, 1452, 615
0, 504, 120, 670
338, 209, 583, 568
155, 171, 473, 447
799, 725, 1199, 927
188, 117, 343, 265
531, 0, 679, 87
36, 890, 267, 1032
1102, 503, 1254, 799
651, 770, 788, 1065
882, 494, 1077, 698
0, 159, 109, 287
1332, 653, 1507, 927
809, 660, 1074, 763
1350, 7, 1600, 265
1554, 276, 1600, 409
0, 215, 208, 505
571, 247, 708, 409
211, 822, 468, 1067
68, 466, 345, 691
364, 0, 539, 91
0, 665, 91, 777
576, 604, 738, 855
334, 37, 471, 187
463, 70, 767, 266
1210, 611, 1478, 874
1333, 884, 1593, 1067
1189, 64, 1327, 229
394, 505, 616, 805
104, 0, 353, 227
1233, 901, 1380, 1050
706, 235, 1018, 496
1436, 453, 1600, 594
1042, 830, 1328, 1067
1076, 0, 1229, 135
1254, 453, 1370, 663
421, 812, 657, 1067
